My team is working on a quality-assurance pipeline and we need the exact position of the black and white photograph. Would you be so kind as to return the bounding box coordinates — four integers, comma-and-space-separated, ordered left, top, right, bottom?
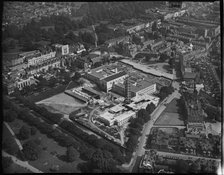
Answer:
2, 1, 223, 174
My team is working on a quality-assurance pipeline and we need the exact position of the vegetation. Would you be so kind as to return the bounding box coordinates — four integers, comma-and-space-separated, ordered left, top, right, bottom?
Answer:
22, 140, 40, 161
19, 125, 31, 140
157, 86, 174, 100
66, 146, 79, 162
3, 2, 156, 51
3, 138, 19, 156
2, 157, 13, 169
125, 107, 153, 152
4, 109, 17, 122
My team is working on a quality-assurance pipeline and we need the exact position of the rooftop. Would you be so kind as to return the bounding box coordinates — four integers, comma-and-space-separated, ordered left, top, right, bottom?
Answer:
109, 104, 126, 113
103, 71, 127, 82
183, 72, 197, 79
88, 64, 120, 79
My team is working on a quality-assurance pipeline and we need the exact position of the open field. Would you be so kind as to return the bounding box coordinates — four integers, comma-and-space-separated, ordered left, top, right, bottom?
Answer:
164, 99, 179, 113
8, 119, 85, 173
36, 93, 86, 115
154, 98, 184, 126
154, 112, 184, 126
27, 85, 67, 103
148, 63, 171, 74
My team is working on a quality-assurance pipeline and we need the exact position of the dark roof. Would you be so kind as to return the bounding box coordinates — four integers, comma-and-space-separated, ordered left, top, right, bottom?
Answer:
103, 71, 127, 82
64, 90, 88, 102
183, 72, 196, 79
82, 87, 101, 96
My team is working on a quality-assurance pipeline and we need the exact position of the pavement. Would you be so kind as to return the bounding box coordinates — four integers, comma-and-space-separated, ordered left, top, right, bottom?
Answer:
4, 122, 23, 151
2, 151, 43, 173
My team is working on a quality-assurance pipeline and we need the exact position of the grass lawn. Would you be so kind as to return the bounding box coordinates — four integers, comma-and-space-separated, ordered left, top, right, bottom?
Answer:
36, 93, 85, 115
26, 84, 67, 103
154, 112, 184, 126
3, 161, 33, 173
164, 99, 179, 113
154, 98, 184, 126
8, 119, 86, 173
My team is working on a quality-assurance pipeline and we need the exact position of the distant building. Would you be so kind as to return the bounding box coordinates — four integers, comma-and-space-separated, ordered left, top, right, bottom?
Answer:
53, 44, 69, 56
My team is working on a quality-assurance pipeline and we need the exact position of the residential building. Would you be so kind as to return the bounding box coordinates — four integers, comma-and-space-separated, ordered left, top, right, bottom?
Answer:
105, 36, 131, 48
53, 44, 69, 56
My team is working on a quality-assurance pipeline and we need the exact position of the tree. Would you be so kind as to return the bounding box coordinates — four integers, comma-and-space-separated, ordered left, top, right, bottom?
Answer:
93, 61, 102, 68
3, 138, 19, 156
19, 125, 30, 140
146, 103, 156, 114
2, 157, 13, 169
67, 146, 79, 162
175, 160, 190, 173
72, 72, 81, 81
4, 109, 17, 122
30, 127, 37, 135
168, 58, 174, 68
22, 140, 40, 161
152, 21, 157, 32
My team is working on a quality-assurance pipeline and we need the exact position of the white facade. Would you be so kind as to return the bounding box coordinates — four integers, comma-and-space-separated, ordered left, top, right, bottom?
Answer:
136, 84, 157, 97
28, 51, 56, 67
16, 76, 37, 90
99, 110, 135, 126
105, 74, 128, 92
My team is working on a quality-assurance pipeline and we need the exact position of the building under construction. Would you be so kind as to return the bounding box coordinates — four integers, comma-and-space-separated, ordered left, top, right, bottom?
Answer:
124, 76, 131, 104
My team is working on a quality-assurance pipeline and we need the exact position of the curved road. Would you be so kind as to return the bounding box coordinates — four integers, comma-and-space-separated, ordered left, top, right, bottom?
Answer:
4, 122, 23, 151
121, 90, 181, 172
2, 151, 43, 173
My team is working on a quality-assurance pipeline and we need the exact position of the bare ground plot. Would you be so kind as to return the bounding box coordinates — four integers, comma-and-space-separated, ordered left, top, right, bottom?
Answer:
8, 119, 85, 173
154, 112, 184, 126
36, 93, 86, 115
148, 63, 171, 74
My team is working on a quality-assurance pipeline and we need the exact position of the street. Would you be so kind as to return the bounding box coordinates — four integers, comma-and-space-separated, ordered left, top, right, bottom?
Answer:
2, 151, 43, 173
122, 88, 180, 172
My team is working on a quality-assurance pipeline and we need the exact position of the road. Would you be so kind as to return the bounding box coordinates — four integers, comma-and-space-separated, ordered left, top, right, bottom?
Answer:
2, 151, 43, 173
4, 122, 23, 151
122, 89, 181, 172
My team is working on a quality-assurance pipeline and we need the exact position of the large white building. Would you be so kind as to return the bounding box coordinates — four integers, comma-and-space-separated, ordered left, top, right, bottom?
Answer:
98, 104, 136, 126
86, 65, 128, 92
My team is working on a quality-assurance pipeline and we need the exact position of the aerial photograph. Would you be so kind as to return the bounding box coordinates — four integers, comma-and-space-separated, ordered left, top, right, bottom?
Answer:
2, 1, 222, 174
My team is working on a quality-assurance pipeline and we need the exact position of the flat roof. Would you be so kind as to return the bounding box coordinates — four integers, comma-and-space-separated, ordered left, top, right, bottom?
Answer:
183, 72, 197, 79
115, 110, 135, 122
82, 87, 101, 96
88, 64, 120, 79
109, 104, 126, 113
103, 71, 127, 82
100, 111, 116, 122
131, 79, 155, 93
